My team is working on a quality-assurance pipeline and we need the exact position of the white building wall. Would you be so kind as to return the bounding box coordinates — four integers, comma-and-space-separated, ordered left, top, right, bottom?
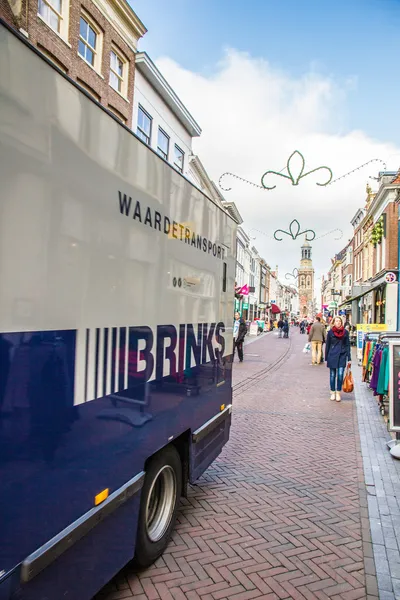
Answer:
269, 275, 278, 305
385, 283, 398, 330
291, 293, 299, 316
133, 71, 194, 182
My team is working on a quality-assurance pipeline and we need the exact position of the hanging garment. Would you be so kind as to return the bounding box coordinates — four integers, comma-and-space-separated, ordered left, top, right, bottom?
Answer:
370, 346, 382, 392
377, 345, 389, 396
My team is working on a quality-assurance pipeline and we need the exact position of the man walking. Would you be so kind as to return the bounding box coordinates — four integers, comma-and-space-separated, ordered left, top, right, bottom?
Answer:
308, 316, 326, 365
277, 317, 284, 338
233, 311, 247, 362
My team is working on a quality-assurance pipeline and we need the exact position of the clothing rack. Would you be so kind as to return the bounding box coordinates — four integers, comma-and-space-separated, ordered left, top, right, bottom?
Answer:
362, 333, 390, 416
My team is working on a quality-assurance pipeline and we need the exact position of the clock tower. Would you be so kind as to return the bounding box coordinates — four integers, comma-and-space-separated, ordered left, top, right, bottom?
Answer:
298, 237, 315, 318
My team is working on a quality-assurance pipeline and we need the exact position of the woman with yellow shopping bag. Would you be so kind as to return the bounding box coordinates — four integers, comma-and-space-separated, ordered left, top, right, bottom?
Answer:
325, 316, 352, 402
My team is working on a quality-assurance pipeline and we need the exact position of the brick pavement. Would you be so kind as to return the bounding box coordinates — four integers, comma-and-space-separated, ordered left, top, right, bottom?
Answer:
95, 329, 372, 600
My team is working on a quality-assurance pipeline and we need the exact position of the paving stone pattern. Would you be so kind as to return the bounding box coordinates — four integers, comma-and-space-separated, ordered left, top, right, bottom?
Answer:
96, 330, 369, 600
354, 361, 400, 600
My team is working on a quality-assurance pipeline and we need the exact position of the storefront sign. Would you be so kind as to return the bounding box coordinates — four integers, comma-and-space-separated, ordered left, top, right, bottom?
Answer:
386, 272, 397, 284
249, 321, 259, 336
242, 301, 249, 309
356, 323, 387, 361
389, 343, 400, 431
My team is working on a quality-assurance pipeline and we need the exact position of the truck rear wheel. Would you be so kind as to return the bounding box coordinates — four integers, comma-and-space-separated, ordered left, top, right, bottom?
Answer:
134, 445, 182, 568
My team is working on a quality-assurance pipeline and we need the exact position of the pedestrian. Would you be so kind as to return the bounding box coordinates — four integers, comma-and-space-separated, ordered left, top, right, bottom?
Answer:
325, 316, 351, 402
308, 316, 326, 365
277, 317, 284, 338
233, 311, 247, 362
282, 319, 289, 338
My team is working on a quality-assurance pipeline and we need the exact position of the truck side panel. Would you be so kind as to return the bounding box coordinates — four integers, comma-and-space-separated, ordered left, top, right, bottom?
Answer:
0, 24, 236, 600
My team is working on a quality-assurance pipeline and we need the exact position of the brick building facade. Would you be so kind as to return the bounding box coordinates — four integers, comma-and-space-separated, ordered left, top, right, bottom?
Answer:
334, 174, 400, 327
1, 0, 146, 127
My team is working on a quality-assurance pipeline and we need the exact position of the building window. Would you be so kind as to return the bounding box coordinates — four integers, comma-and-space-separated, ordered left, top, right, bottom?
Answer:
137, 106, 152, 145
110, 49, 127, 96
174, 145, 184, 173
157, 128, 169, 160
79, 16, 98, 67
38, 0, 62, 33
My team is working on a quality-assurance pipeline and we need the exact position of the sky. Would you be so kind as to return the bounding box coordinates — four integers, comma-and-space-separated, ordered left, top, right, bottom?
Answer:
131, 0, 400, 285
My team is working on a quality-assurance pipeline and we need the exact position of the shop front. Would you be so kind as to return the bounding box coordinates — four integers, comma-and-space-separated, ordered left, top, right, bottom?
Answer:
374, 284, 386, 324
348, 271, 399, 330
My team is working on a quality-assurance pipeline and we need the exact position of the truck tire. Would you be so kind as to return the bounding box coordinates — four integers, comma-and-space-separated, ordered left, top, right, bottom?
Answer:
134, 445, 182, 568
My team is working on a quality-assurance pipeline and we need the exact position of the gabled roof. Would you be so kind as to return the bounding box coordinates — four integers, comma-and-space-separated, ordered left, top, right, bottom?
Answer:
135, 52, 201, 137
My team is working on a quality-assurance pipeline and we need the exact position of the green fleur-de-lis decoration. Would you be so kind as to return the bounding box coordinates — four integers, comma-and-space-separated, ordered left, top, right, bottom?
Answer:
274, 220, 315, 242
285, 268, 299, 281
261, 150, 333, 190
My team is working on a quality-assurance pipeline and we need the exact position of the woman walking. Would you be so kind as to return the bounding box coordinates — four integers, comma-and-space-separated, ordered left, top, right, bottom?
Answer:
325, 316, 351, 402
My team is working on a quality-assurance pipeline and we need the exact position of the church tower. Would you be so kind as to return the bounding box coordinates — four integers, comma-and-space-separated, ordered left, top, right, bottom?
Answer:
298, 237, 315, 317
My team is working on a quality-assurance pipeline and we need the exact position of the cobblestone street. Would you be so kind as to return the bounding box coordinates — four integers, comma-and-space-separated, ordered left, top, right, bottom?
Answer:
96, 330, 374, 600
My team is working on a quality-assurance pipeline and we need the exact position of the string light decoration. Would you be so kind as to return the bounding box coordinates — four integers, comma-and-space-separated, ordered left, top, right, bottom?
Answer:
329, 159, 387, 185
261, 151, 332, 190
219, 155, 387, 193
219, 172, 265, 192
314, 228, 343, 241
249, 226, 342, 243
219, 151, 332, 192
285, 268, 299, 281
274, 219, 316, 242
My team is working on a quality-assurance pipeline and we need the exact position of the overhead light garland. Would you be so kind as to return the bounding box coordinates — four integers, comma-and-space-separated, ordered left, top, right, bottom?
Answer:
313, 228, 343, 241
249, 226, 343, 243
219, 156, 388, 192
274, 219, 316, 242
219, 151, 332, 191
330, 158, 387, 185
261, 151, 332, 190
285, 268, 299, 280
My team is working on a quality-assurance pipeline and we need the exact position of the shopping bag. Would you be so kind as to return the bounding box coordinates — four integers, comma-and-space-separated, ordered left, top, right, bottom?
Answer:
302, 343, 311, 353
343, 366, 354, 393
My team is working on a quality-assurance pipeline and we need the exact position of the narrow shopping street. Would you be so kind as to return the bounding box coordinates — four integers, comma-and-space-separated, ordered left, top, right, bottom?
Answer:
96, 330, 378, 600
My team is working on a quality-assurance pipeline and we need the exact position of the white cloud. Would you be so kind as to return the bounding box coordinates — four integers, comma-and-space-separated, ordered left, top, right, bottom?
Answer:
156, 50, 399, 284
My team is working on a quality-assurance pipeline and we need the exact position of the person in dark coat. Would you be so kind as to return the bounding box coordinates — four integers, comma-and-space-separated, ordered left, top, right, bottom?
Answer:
277, 318, 284, 338
233, 311, 247, 362
325, 316, 351, 402
282, 320, 289, 338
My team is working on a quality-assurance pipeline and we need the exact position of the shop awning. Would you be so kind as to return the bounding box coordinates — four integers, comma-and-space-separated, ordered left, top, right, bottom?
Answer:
271, 304, 281, 314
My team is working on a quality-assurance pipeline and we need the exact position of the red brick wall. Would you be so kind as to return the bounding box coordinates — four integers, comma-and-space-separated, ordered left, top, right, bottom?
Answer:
1, 0, 136, 127
0, 0, 16, 26
385, 202, 398, 270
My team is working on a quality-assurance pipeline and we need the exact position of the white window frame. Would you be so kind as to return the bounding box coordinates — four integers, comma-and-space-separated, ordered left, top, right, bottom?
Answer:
174, 144, 184, 173
78, 12, 103, 74
157, 127, 169, 160
137, 105, 152, 145
37, 0, 70, 40
109, 47, 128, 98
